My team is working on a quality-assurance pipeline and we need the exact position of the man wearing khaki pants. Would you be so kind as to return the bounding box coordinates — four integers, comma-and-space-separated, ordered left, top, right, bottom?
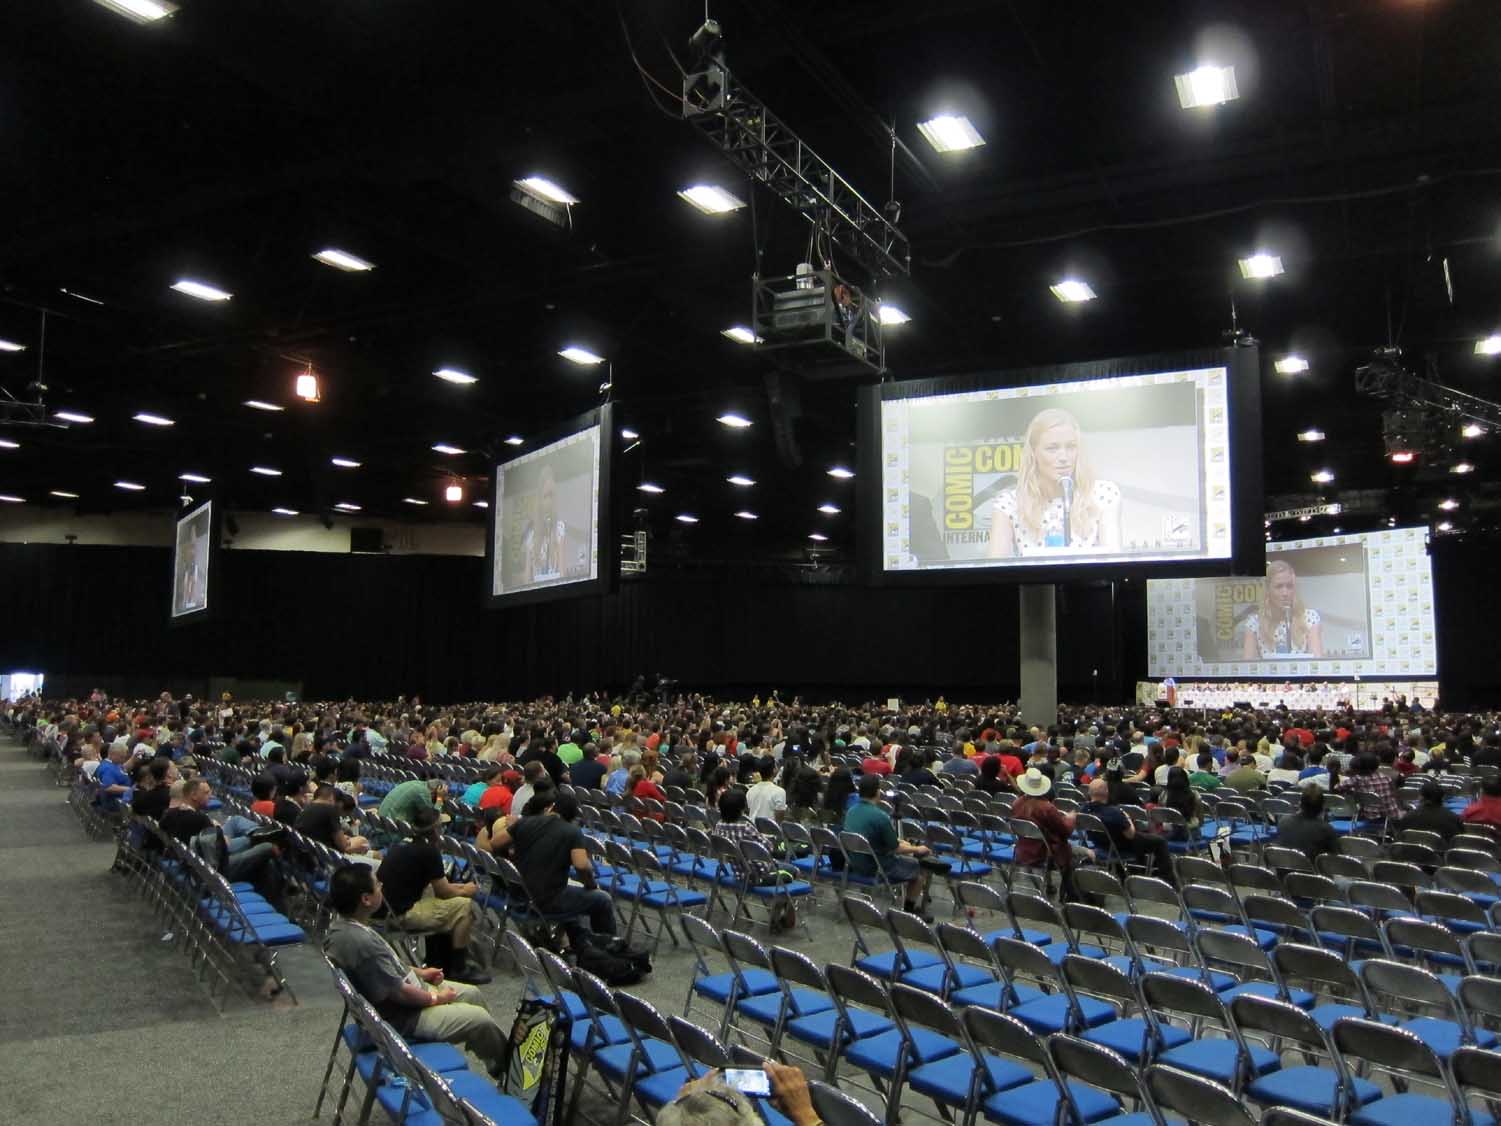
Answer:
324, 866, 506, 1073
376, 806, 490, 984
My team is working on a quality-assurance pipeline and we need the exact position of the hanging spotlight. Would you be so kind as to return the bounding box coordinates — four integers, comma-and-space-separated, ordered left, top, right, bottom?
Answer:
295, 368, 320, 402
445, 481, 464, 503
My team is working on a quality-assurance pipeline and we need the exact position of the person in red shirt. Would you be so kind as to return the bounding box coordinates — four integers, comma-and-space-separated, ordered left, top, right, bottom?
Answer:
1461, 776, 1501, 829
479, 769, 521, 814
861, 753, 892, 776
994, 744, 1025, 778
1010, 768, 1092, 900
249, 774, 277, 818
630, 766, 667, 820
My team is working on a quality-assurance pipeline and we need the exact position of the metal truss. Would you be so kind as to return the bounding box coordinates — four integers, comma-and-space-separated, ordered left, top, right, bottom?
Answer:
1354, 352, 1501, 430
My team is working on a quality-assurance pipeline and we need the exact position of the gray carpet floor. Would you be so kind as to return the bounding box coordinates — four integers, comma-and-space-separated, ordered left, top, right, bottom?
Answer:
0, 736, 885, 1126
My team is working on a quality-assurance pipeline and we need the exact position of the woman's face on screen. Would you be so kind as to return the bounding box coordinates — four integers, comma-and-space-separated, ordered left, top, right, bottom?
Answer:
1269, 568, 1297, 608
1033, 424, 1079, 484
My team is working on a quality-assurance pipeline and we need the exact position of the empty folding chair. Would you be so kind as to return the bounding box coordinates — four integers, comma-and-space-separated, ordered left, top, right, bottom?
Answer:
1126, 912, 1238, 993
1285, 871, 1345, 910
1242, 893, 1319, 944
1332, 1017, 1490, 1126
1452, 1045, 1501, 1124
1062, 954, 1192, 1066
1348, 878, 1418, 918
1470, 931, 1501, 976
842, 894, 942, 981
1196, 927, 1315, 1007
1182, 882, 1277, 950
1271, 941, 1396, 1031
1009, 889, 1106, 965
571, 970, 685, 1126
1064, 902, 1162, 975
1231, 993, 1382, 1118
772, 945, 893, 1081
891, 983, 1032, 1121
988, 936, 1115, 1036
1359, 958, 1498, 1059
1144, 1066, 1256, 1126
964, 1005, 1125, 1126
1260, 1112, 1342, 1126
1436, 865, 1501, 908
956, 880, 1054, 947
886, 908, 992, 998
935, 921, 1041, 1012
1311, 903, 1391, 962
1048, 1034, 1170, 1126
1417, 888, 1492, 935
612, 991, 709, 1117
680, 914, 777, 1037
1317, 852, 1372, 884
1386, 916, 1478, 991
1458, 975, 1501, 1039
1139, 971, 1282, 1093
1264, 845, 1316, 876
721, 928, 832, 1054
807, 1081, 882, 1126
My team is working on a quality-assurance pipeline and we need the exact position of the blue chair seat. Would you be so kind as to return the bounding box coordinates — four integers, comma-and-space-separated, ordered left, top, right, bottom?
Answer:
1043, 943, 1106, 966
950, 979, 1045, 1010
789, 855, 832, 875
846, 1027, 960, 1077
593, 1037, 682, 1080
961, 841, 991, 860
982, 1079, 1120, 1126
693, 969, 779, 1003
1009, 993, 1115, 1036
854, 949, 943, 980
979, 927, 1054, 948
1307, 1003, 1398, 1031
909, 1053, 1032, 1105
1083, 1018, 1192, 1062
1350, 1092, 1493, 1126
354, 1039, 470, 1081
220, 916, 305, 944
1247, 1067, 1381, 1115
634, 1063, 707, 1108
1158, 1037, 1281, 1084
642, 887, 708, 908
1216, 982, 1315, 1008
784, 1006, 893, 1049
900, 962, 993, 995
1399, 1018, 1496, 1059
737, 988, 833, 1026
570, 1015, 630, 1052
1155, 965, 1238, 992
376, 1070, 537, 1126
946, 860, 993, 879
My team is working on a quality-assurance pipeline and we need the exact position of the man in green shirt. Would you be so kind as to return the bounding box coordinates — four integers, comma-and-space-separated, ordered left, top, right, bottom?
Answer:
842, 773, 934, 917
556, 732, 584, 766
1188, 752, 1222, 791
1222, 751, 1267, 792
380, 776, 446, 824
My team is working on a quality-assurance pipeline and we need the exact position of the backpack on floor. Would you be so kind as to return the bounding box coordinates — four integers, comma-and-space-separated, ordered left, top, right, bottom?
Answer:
498, 995, 571, 1126
574, 937, 650, 985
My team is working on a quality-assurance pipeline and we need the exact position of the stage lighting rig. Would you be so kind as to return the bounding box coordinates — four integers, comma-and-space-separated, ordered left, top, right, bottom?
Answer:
1355, 347, 1501, 435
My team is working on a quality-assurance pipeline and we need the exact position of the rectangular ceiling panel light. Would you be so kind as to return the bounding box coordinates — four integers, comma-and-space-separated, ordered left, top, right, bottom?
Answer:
677, 185, 746, 214
170, 279, 233, 302
250, 466, 282, 477
1237, 253, 1284, 279
515, 176, 578, 206
1049, 279, 1096, 303
721, 325, 761, 345
503, 436, 524, 446
431, 443, 465, 455
558, 346, 605, 365
313, 248, 375, 272
55, 410, 94, 424
1275, 355, 1310, 374
93, 0, 175, 23
179, 473, 212, 483
244, 399, 284, 412
878, 304, 911, 325
916, 114, 985, 152
133, 412, 174, 426
1475, 335, 1501, 356
433, 367, 478, 384
0, 338, 26, 353
331, 457, 361, 468
1175, 64, 1239, 109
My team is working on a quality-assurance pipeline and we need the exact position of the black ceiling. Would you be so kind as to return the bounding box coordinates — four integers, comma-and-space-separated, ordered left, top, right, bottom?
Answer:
3, 0, 1501, 560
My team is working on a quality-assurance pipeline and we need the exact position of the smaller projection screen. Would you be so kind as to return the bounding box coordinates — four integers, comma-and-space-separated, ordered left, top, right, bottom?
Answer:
170, 498, 213, 621
488, 404, 613, 607
1147, 526, 1438, 678
860, 347, 1262, 584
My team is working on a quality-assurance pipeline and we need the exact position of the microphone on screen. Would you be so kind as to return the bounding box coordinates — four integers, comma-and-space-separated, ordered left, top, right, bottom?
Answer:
1277, 605, 1292, 654
1059, 475, 1074, 546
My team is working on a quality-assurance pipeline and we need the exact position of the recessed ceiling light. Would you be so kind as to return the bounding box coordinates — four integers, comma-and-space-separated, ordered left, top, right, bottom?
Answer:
54, 410, 94, 424
808, 533, 829, 542
433, 367, 478, 385
677, 185, 747, 214
727, 475, 755, 487
621, 428, 640, 440
1451, 462, 1475, 474
331, 457, 361, 468
1462, 423, 1485, 438
878, 304, 911, 325
558, 346, 606, 365
1438, 498, 1459, 511
721, 325, 761, 345
271, 507, 299, 516
1438, 521, 1454, 532
817, 503, 842, 514
250, 466, 282, 477
1238, 253, 1284, 280
1310, 470, 1334, 485
473, 500, 490, 509
403, 497, 429, 506
170, 279, 232, 302
717, 412, 753, 428
1390, 451, 1416, 464
50, 490, 79, 499
1049, 279, 1096, 303
431, 443, 466, 455
1476, 336, 1501, 356
675, 513, 699, 524
244, 400, 284, 412
504, 436, 524, 446
1297, 429, 1325, 443
734, 511, 758, 520
0, 338, 26, 353
1275, 355, 1310, 374
637, 482, 665, 494
178, 473, 211, 484
0, 439, 18, 450
1175, 64, 1239, 109
92, 0, 175, 23
313, 248, 375, 272
915, 114, 985, 153
133, 411, 174, 426
334, 502, 361, 512
0, 494, 23, 503
515, 176, 579, 206
827, 466, 855, 479
114, 480, 145, 491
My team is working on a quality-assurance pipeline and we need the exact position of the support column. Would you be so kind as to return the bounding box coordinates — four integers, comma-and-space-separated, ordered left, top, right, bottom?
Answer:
1019, 584, 1058, 727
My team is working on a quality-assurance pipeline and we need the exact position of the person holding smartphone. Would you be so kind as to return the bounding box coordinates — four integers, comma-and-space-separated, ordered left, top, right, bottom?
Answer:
658, 1059, 821, 1126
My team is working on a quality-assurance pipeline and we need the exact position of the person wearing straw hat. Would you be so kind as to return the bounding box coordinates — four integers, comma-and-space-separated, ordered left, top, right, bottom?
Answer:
1011, 766, 1093, 900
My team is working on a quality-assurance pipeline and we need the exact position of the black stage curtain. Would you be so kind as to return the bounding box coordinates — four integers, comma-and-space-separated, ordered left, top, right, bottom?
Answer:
0, 540, 1481, 705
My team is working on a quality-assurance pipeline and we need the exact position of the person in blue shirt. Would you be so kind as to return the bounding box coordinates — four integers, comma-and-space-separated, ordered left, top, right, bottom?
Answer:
94, 743, 133, 812
605, 750, 638, 796
462, 766, 500, 807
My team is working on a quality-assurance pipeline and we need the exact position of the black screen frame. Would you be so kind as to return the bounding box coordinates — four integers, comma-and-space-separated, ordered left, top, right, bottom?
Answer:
168, 496, 218, 626
857, 346, 1264, 586
484, 402, 616, 610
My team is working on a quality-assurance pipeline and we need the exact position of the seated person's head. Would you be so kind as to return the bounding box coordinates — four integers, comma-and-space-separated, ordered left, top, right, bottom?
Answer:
1420, 780, 1445, 806
522, 783, 558, 817
856, 773, 883, 801
409, 806, 441, 838
718, 788, 748, 823
1299, 785, 1325, 818
980, 756, 1001, 779
329, 865, 379, 917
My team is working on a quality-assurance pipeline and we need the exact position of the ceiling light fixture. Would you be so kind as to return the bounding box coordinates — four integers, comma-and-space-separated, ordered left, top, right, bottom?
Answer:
675, 514, 699, 524
734, 511, 758, 520
473, 500, 489, 509
93, 0, 175, 23
170, 279, 232, 302
1462, 423, 1485, 438
1438, 521, 1454, 532
295, 369, 320, 402
445, 483, 463, 503
50, 490, 79, 498
915, 114, 985, 152
677, 185, 746, 214
331, 457, 361, 469
0, 338, 26, 353
334, 502, 361, 512
54, 410, 94, 424
1049, 279, 1096, 303
0, 494, 24, 503
726, 475, 755, 487
59, 288, 104, 306
504, 436, 524, 446
244, 400, 284, 412
558, 346, 606, 366
433, 367, 478, 385
431, 443, 465, 455
0, 439, 19, 450
1275, 355, 1310, 374
1175, 64, 1239, 109
1297, 429, 1325, 443
817, 503, 842, 514
877, 304, 911, 326
808, 533, 829, 542
620, 428, 640, 440
403, 497, 428, 506
1390, 451, 1416, 464
1451, 462, 1475, 474
637, 483, 665, 494
721, 325, 761, 345
827, 466, 855, 479
133, 411, 174, 427
250, 466, 282, 477
1238, 253, 1284, 280
271, 507, 299, 516
1475, 336, 1501, 356
312, 248, 374, 272
514, 176, 579, 206
178, 473, 211, 484
1438, 498, 1459, 511
716, 412, 753, 429
1310, 469, 1334, 485
114, 480, 145, 491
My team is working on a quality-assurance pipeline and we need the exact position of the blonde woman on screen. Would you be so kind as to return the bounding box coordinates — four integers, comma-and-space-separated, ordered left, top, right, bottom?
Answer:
1241, 559, 1324, 658
987, 407, 1122, 557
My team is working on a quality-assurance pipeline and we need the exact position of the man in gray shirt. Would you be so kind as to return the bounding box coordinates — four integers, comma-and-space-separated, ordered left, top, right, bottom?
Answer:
323, 865, 505, 1071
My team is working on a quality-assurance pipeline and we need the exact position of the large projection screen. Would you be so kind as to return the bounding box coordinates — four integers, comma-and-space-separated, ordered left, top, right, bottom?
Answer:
487, 404, 613, 608
170, 498, 213, 621
1147, 526, 1438, 678
861, 348, 1262, 584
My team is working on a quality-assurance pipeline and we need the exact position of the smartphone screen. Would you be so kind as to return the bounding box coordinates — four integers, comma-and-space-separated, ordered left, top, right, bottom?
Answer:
722, 1069, 771, 1097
